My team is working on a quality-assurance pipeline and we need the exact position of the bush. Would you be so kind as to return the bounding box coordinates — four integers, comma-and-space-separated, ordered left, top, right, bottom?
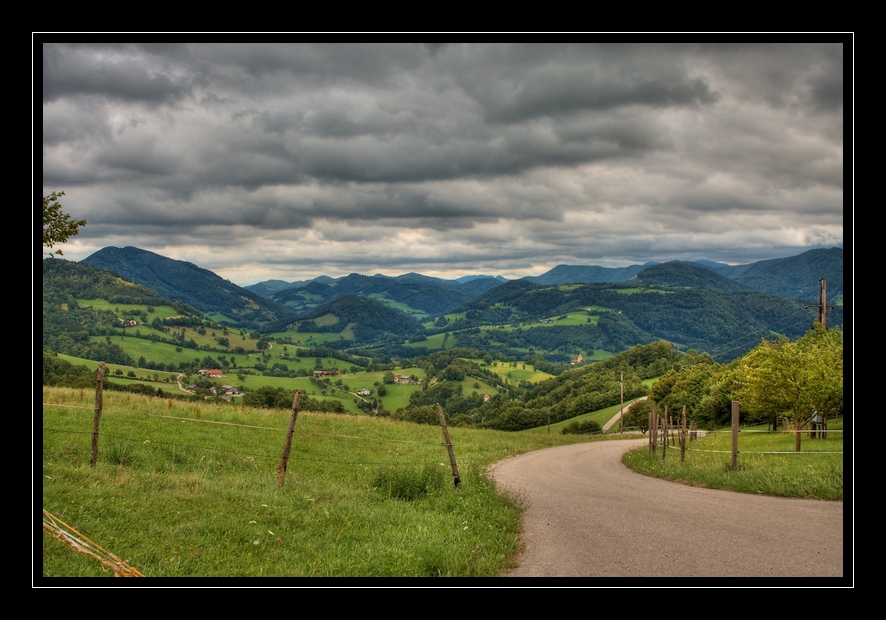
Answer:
561, 419, 602, 435
372, 465, 448, 501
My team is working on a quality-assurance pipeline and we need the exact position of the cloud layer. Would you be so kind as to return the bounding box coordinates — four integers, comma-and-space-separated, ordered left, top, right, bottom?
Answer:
40, 42, 845, 285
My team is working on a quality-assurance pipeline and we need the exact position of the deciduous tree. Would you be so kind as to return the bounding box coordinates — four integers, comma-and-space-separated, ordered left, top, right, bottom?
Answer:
42, 191, 86, 256
739, 324, 843, 451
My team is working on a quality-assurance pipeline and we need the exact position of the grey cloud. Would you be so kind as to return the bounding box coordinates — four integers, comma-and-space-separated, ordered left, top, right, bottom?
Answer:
42, 43, 193, 105
41, 41, 845, 283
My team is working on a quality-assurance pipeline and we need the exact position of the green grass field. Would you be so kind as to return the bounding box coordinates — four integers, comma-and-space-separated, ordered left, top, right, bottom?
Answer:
42, 386, 592, 577
621, 421, 844, 500
486, 361, 553, 384
77, 299, 183, 320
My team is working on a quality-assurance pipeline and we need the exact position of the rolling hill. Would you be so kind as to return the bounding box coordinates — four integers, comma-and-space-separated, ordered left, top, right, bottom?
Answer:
81, 246, 294, 330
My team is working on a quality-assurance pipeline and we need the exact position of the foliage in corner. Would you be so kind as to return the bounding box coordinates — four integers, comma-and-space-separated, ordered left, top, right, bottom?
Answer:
43, 191, 86, 256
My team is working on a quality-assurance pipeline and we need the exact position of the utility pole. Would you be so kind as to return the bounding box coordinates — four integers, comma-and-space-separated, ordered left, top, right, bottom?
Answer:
619, 371, 624, 433
806, 278, 837, 329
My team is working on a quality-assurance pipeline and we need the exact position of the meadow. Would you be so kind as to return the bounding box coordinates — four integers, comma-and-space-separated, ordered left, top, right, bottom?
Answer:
621, 421, 844, 500
41, 386, 593, 578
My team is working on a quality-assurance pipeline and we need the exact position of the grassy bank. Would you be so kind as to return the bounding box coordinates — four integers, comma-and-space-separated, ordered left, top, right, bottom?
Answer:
41, 387, 591, 578
620, 421, 844, 501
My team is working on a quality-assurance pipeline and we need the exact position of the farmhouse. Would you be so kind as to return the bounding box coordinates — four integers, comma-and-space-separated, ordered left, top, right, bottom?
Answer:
198, 369, 224, 378
394, 375, 418, 384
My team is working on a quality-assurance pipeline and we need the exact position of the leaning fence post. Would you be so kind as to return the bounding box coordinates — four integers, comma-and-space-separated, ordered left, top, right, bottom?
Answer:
277, 390, 302, 486
731, 401, 740, 472
90, 362, 105, 468
437, 404, 461, 488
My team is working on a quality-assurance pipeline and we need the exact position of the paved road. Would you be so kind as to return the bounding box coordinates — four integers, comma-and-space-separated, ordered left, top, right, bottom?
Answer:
488, 440, 845, 578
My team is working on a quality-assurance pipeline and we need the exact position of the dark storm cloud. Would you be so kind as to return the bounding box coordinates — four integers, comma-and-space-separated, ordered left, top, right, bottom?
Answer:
42, 43, 193, 105
445, 43, 720, 123
39, 41, 846, 284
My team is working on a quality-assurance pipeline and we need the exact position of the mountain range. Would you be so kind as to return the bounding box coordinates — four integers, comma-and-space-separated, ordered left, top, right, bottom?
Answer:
69, 245, 843, 362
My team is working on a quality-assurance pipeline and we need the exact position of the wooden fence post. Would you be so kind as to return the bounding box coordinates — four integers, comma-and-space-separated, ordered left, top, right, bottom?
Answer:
731, 401, 739, 472
437, 404, 461, 488
649, 407, 656, 453
90, 362, 105, 468
662, 406, 668, 460
277, 390, 302, 486
680, 405, 687, 462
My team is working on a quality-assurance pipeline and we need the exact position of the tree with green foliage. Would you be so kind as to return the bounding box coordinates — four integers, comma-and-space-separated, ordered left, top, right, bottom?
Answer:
43, 191, 86, 256
623, 398, 653, 434
739, 325, 843, 452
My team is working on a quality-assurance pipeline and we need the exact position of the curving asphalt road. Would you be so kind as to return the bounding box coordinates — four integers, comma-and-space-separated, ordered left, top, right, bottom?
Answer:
488, 440, 845, 578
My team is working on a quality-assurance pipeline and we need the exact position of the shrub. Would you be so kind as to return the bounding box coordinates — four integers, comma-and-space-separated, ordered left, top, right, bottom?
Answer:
561, 419, 602, 435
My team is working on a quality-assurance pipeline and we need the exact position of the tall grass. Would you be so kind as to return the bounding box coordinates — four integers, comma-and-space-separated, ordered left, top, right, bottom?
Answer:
41, 386, 590, 577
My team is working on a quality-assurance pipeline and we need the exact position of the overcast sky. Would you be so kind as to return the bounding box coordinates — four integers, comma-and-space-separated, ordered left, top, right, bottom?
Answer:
40, 42, 845, 286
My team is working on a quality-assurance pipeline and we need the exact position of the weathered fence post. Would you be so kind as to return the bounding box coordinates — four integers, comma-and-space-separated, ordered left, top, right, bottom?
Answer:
90, 362, 105, 468
680, 405, 687, 462
277, 390, 302, 486
731, 401, 740, 472
437, 404, 461, 488
662, 406, 669, 460
649, 406, 656, 453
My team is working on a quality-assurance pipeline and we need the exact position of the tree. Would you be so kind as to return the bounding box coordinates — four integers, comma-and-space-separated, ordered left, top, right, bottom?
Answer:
623, 398, 654, 434
739, 325, 843, 452
43, 191, 86, 256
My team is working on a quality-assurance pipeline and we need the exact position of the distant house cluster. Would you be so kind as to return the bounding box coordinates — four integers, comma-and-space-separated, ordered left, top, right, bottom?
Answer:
571, 353, 583, 365
313, 369, 339, 376
185, 382, 238, 401
198, 369, 224, 378
394, 375, 418, 384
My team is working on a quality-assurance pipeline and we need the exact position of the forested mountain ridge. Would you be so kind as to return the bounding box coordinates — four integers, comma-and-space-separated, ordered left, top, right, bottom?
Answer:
264, 272, 504, 317
635, 262, 752, 292
290, 294, 425, 342
270, 272, 478, 317
521, 248, 843, 303
81, 246, 294, 330
445, 280, 835, 362
42, 258, 204, 366
713, 247, 843, 302
524, 263, 652, 285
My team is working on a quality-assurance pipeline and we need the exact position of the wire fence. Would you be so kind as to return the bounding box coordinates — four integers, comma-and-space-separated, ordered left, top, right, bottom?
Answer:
43, 402, 452, 468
